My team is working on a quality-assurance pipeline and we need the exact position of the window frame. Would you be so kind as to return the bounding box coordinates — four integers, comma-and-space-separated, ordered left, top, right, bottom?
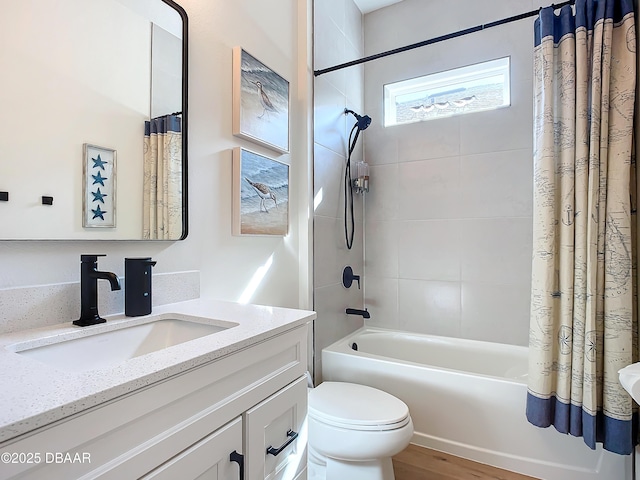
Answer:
383, 56, 511, 127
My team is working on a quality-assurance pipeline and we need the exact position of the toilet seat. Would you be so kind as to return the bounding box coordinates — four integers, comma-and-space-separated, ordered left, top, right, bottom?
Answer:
309, 382, 410, 431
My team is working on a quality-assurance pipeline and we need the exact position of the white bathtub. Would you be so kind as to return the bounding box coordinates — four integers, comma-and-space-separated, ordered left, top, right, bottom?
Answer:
322, 327, 632, 480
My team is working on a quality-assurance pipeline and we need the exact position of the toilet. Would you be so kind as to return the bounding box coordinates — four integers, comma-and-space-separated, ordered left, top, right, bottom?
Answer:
307, 381, 414, 480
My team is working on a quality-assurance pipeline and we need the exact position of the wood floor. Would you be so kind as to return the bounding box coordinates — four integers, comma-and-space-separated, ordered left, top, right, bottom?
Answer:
392, 444, 539, 480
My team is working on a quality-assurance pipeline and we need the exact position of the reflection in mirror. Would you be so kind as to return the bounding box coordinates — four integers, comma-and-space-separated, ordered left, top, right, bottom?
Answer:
0, 0, 187, 240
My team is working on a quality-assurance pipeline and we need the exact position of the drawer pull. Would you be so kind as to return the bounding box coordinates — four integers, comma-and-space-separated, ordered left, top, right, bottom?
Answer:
230, 450, 245, 480
266, 429, 299, 456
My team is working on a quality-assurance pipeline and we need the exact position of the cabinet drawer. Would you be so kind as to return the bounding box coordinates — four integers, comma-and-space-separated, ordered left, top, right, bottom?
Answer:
142, 417, 243, 480
245, 376, 308, 480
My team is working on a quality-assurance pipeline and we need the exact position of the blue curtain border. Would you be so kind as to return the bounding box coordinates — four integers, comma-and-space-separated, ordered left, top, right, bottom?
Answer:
534, 0, 634, 47
144, 115, 182, 136
526, 392, 637, 455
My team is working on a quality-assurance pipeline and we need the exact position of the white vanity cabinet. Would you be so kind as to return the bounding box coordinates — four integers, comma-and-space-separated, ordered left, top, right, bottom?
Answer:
0, 323, 309, 480
142, 417, 244, 480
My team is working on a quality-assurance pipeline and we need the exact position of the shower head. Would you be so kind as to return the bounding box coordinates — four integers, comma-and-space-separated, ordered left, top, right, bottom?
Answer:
345, 109, 372, 131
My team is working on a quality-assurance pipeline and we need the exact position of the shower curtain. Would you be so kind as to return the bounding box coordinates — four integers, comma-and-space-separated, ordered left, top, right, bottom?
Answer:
526, 0, 637, 455
143, 114, 183, 240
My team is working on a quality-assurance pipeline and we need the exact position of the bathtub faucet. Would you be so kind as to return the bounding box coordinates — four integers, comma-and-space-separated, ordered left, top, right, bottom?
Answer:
346, 308, 370, 319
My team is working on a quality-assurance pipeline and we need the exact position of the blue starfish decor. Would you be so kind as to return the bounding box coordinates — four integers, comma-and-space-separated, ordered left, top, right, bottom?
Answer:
91, 205, 107, 220
91, 171, 108, 186
92, 154, 108, 170
83, 144, 115, 227
91, 188, 107, 203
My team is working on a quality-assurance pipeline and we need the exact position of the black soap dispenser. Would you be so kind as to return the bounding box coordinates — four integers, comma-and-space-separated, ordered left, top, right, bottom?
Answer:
125, 257, 157, 316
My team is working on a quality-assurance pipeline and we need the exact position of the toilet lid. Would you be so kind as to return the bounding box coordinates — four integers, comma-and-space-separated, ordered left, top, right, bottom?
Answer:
308, 382, 410, 431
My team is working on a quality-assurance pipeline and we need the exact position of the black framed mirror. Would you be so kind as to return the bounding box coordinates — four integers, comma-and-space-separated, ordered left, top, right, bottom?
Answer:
0, 0, 188, 240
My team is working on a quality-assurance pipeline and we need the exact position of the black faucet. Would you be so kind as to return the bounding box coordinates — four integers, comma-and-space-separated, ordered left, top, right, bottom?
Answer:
73, 254, 121, 327
345, 308, 370, 319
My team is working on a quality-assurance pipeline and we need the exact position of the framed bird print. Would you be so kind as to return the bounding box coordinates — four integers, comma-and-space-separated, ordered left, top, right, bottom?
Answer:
82, 144, 116, 228
232, 147, 289, 236
232, 47, 290, 154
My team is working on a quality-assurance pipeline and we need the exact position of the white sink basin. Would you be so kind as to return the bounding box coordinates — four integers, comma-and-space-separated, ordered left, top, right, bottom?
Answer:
14, 318, 236, 373
618, 362, 640, 403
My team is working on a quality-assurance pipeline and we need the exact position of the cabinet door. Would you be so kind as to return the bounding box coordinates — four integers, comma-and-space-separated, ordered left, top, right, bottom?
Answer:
142, 417, 244, 480
245, 375, 308, 480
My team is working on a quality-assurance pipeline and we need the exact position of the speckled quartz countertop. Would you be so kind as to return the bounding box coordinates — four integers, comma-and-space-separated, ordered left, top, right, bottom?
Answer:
0, 298, 315, 444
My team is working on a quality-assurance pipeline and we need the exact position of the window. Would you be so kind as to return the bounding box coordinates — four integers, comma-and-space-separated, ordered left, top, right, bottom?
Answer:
383, 57, 511, 127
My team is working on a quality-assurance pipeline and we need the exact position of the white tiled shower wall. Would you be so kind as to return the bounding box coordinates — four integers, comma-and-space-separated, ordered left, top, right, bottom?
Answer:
313, 0, 365, 381
362, 0, 546, 346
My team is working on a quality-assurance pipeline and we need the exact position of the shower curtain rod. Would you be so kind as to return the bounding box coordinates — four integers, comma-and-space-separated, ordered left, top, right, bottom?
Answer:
313, 0, 575, 77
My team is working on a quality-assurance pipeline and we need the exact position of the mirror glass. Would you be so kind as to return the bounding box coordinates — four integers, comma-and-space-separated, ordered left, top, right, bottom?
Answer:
0, 0, 187, 240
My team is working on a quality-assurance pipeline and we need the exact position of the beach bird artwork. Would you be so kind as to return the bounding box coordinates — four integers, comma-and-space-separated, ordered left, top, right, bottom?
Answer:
251, 81, 278, 119
244, 177, 277, 213
233, 47, 289, 153
233, 148, 289, 236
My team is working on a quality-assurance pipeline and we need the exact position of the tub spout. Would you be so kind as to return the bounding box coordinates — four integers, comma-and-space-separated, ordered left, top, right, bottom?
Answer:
346, 308, 370, 319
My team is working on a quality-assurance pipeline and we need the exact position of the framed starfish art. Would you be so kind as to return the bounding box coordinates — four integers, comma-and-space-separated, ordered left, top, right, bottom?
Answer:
82, 144, 116, 228
232, 147, 289, 236
232, 47, 290, 154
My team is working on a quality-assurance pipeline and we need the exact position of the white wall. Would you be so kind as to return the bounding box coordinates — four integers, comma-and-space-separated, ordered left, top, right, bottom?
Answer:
363, 0, 545, 346
313, 0, 366, 381
0, 0, 312, 332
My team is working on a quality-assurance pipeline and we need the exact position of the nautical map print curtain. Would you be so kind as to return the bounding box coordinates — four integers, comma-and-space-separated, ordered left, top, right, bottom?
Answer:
526, 0, 637, 455
143, 114, 183, 240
